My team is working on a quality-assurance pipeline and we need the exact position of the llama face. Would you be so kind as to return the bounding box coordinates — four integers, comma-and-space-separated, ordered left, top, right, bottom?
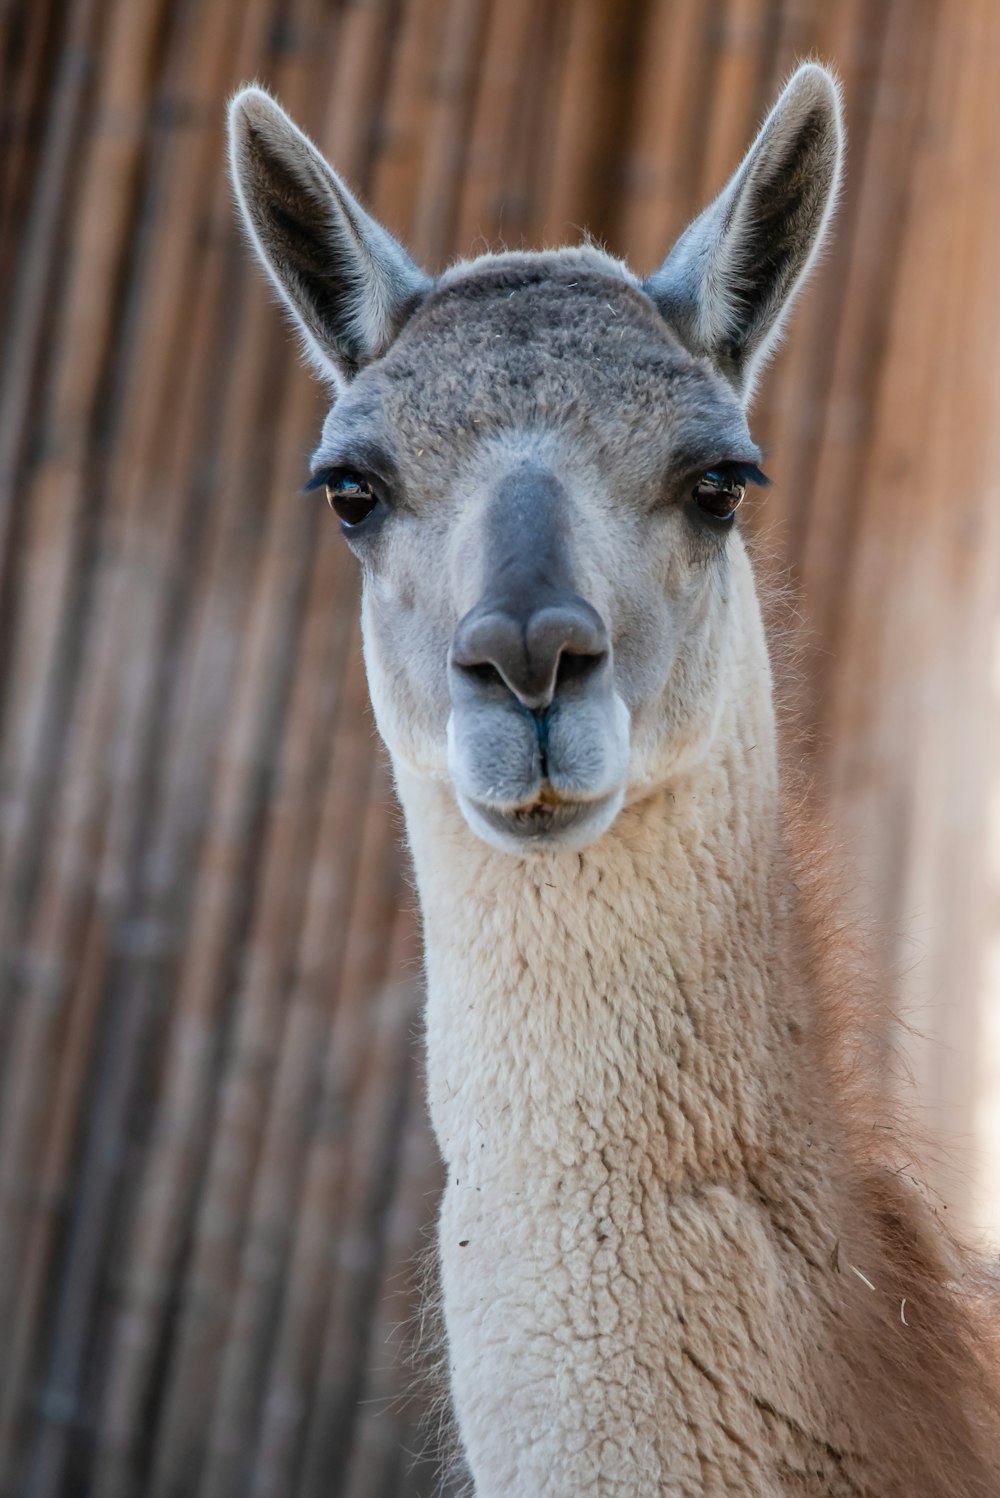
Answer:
311, 251, 763, 850
228, 64, 841, 852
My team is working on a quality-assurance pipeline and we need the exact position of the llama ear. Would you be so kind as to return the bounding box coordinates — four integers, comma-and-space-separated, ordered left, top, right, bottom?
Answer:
643, 63, 843, 399
227, 87, 433, 385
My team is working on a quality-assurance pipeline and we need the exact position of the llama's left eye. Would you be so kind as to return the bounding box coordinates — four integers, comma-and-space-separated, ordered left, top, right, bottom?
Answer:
325, 473, 378, 526
692, 469, 747, 524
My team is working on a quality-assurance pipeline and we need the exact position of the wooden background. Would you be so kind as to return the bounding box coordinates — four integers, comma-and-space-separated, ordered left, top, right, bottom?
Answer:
2, 1, 1000, 1494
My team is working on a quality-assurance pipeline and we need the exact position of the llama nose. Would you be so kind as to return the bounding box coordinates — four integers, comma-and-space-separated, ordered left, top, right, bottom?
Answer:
451, 597, 609, 711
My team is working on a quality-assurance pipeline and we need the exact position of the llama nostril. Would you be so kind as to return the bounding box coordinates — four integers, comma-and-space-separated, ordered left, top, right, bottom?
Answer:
554, 648, 606, 691
461, 660, 506, 690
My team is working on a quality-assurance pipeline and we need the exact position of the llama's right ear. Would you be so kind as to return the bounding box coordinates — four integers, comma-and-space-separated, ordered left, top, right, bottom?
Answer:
643, 63, 843, 399
227, 87, 432, 385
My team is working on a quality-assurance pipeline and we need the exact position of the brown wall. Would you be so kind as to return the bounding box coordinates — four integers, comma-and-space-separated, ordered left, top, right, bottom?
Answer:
2, 2, 999, 1495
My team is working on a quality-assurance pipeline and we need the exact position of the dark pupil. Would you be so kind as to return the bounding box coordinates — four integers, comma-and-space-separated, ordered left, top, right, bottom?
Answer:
693, 470, 746, 520
326, 476, 376, 525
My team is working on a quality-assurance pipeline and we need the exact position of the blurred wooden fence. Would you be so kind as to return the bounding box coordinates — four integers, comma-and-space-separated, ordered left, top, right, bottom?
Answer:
2, 1, 1000, 1495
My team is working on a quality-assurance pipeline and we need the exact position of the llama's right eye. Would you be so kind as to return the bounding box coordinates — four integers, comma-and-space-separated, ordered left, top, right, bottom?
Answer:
692, 470, 746, 525
325, 472, 378, 526
689, 461, 770, 528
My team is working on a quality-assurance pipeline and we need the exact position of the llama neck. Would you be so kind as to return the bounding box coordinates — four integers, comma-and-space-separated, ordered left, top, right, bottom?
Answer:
396, 686, 862, 1495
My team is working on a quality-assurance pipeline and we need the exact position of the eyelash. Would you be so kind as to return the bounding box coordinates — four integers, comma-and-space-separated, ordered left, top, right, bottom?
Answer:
304, 466, 350, 495
714, 462, 769, 488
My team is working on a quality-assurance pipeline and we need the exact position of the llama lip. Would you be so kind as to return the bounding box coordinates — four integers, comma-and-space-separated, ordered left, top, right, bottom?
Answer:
507, 798, 568, 828
483, 799, 591, 837
462, 786, 624, 852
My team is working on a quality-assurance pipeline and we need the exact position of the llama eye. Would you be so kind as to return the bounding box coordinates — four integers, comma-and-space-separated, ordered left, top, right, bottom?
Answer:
692, 470, 747, 525
325, 473, 378, 526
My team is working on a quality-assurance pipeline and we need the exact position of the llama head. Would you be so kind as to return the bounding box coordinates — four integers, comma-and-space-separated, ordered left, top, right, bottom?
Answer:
228, 65, 842, 854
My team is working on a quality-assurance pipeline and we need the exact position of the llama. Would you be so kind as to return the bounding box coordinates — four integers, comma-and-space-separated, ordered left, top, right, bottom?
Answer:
227, 65, 1000, 1496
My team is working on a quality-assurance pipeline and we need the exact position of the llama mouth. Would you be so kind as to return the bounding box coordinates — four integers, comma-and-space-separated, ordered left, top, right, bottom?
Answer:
460, 786, 624, 852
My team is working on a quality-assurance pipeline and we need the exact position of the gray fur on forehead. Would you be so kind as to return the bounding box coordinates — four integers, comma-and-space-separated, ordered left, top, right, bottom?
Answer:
363, 249, 735, 445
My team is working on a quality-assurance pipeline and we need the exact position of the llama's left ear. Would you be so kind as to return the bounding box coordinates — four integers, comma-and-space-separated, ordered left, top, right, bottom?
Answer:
643, 62, 843, 399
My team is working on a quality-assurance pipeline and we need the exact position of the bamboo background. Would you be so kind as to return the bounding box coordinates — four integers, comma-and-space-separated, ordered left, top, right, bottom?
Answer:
2, 1, 1000, 1495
